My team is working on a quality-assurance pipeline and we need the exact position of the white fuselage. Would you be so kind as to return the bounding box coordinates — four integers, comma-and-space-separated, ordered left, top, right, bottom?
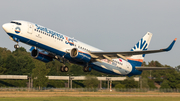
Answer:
2, 20, 133, 75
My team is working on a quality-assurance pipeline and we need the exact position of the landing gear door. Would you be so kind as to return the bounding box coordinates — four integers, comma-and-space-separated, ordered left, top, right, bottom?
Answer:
28, 24, 33, 34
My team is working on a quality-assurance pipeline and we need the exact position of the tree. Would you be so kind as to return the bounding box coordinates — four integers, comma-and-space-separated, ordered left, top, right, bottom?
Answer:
141, 78, 149, 88
115, 83, 125, 89
83, 75, 99, 88
175, 65, 180, 72
13, 47, 27, 53
141, 61, 147, 66
148, 60, 162, 67
5, 55, 18, 74
16, 55, 35, 75
0, 47, 11, 59
148, 80, 157, 88
166, 73, 177, 88
122, 77, 138, 88
46, 60, 62, 76
32, 61, 50, 89
176, 84, 180, 89
0, 55, 6, 74
160, 80, 171, 89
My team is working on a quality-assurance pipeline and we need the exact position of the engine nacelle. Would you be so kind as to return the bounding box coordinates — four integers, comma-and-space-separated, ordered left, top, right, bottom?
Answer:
31, 49, 53, 63
70, 48, 91, 63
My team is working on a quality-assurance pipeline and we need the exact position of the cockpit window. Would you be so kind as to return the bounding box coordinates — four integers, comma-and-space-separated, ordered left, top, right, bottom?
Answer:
10, 21, 21, 25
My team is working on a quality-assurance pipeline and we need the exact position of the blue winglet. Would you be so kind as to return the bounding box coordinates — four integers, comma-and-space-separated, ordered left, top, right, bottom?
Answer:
163, 38, 177, 51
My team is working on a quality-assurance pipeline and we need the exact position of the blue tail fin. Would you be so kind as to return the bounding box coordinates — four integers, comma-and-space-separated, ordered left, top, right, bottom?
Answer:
127, 32, 153, 66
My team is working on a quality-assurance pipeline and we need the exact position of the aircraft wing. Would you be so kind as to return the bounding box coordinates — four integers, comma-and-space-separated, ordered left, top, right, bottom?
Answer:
90, 38, 177, 60
135, 67, 172, 70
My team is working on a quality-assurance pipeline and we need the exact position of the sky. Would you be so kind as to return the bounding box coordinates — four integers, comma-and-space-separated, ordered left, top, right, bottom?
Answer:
0, 0, 179, 67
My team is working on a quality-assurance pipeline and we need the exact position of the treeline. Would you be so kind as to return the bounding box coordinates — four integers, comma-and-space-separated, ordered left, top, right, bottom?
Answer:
0, 47, 180, 89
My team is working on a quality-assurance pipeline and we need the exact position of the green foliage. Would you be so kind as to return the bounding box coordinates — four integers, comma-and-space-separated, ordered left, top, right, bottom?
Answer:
175, 65, 180, 72
32, 61, 50, 89
148, 80, 157, 88
47, 80, 65, 88
114, 83, 125, 89
141, 61, 147, 66
12, 47, 27, 55
0, 47, 11, 58
16, 55, 35, 75
166, 72, 177, 88
84, 75, 99, 88
141, 78, 149, 88
176, 84, 180, 89
5, 55, 18, 74
0, 80, 28, 87
160, 80, 171, 89
148, 60, 162, 67
46, 60, 63, 76
122, 77, 138, 88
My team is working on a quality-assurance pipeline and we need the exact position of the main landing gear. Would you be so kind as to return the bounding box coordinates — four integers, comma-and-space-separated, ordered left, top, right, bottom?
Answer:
59, 57, 69, 72
60, 65, 69, 72
83, 66, 91, 72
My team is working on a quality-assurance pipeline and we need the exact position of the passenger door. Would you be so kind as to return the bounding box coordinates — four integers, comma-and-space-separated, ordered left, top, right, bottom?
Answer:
28, 24, 33, 34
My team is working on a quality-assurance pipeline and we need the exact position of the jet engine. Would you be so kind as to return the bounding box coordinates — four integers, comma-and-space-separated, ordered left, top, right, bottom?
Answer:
70, 48, 91, 63
31, 49, 53, 63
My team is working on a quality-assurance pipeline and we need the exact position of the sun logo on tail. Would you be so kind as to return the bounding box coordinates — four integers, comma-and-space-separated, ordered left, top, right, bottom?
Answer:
131, 38, 148, 51
131, 38, 148, 57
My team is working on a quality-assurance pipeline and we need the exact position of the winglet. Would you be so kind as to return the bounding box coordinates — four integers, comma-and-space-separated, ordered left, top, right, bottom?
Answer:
162, 38, 177, 51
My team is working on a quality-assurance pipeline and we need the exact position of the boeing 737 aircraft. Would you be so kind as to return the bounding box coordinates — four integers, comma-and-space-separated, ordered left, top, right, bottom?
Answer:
2, 20, 177, 76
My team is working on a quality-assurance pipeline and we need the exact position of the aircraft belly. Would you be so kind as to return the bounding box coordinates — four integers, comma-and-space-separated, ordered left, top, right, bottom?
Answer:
93, 60, 132, 75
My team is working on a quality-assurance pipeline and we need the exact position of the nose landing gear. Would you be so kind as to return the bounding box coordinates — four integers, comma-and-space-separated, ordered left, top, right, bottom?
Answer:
12, 37, 20, 49
14, 44, 19, 49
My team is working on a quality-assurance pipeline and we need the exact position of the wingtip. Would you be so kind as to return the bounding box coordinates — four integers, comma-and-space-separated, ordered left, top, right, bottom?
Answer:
163, 38, 176, 51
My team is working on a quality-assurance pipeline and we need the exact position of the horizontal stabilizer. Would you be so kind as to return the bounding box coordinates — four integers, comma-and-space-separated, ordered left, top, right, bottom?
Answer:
135, 67, 172, 70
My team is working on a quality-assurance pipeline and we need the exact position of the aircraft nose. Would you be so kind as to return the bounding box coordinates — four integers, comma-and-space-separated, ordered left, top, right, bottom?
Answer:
2, 23, 11, 32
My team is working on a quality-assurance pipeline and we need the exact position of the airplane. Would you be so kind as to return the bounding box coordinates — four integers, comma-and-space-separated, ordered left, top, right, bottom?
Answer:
2, 20, 177, 76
